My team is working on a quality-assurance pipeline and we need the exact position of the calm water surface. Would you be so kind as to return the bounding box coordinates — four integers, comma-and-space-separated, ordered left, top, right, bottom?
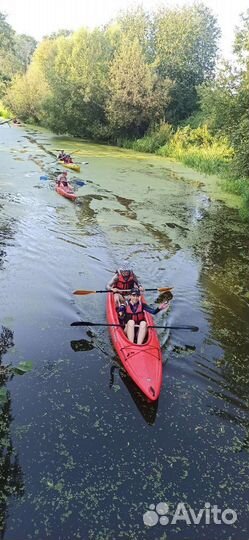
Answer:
0, 124, 249, 539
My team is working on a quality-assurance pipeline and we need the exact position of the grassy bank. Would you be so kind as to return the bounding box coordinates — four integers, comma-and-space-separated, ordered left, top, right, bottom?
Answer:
119, 124, 249, 220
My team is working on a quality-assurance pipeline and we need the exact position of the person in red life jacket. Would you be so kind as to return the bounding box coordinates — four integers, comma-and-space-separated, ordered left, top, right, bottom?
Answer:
56, 171, 72, 189
122, 288, 170, 345
106, 264, 143, 306
64, 154, 73, 164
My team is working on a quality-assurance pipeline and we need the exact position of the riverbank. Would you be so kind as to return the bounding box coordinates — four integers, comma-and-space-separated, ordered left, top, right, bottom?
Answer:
117, 124, 249, 220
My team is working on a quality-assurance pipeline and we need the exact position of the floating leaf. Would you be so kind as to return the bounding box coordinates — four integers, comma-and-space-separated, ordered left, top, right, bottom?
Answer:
0, 387, 8, 404
13, 361, 33, 375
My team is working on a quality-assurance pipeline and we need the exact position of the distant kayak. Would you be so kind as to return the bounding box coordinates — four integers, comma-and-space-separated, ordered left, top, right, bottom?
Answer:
106, 292, 163, 401
58, 160, 80, 172
56, 181, 77, 201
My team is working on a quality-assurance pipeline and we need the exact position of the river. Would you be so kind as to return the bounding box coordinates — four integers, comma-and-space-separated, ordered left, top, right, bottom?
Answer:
0, 123, 248, 539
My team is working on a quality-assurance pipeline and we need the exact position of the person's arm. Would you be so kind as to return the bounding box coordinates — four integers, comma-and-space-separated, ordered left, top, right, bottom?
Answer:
106, 274, 119, 291
133, 273, 144, 292
143, 301, 170, 315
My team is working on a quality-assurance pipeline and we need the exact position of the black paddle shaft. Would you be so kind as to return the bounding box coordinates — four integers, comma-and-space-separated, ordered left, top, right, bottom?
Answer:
71, 321, 199, 331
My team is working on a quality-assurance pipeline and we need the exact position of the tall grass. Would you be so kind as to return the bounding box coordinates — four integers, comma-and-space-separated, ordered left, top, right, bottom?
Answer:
158, 140, 232, 176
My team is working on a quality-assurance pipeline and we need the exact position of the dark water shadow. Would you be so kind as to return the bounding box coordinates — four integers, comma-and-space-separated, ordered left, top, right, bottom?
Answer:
109, 365, 158, 426
0, 326, 24, 538
70, 339, 95, 352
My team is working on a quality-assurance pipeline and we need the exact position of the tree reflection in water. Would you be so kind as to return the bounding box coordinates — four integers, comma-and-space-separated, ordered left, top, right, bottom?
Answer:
0, 326, 24, 539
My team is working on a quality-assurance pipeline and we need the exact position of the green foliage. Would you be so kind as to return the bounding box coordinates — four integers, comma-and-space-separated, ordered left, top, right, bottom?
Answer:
5, 68, 50, 122
115, 6, 153, 60
14, 34, 37, 71
223, 178, 249, 220
0, 100, 11, 118
0, 12, 36, 97
107, 37, 172, 137
0, 12, 14, 50
133, 123, 173, 153
2, 4, 220, 139
157, 125, 233, 176
153, 3, 220, 122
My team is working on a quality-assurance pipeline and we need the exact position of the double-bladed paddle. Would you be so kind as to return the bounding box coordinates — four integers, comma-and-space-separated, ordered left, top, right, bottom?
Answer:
73, 287, 173, 296
0, 118, 14, 126
71, 321, 199, 332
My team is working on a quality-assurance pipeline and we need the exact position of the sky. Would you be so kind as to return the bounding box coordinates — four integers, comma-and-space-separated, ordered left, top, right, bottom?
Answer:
0, 0, 248, 59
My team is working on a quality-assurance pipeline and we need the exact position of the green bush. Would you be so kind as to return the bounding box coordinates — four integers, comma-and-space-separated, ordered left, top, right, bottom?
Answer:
0, 101, 11, 118
158, 125, 233, 175
133, 123, 173, 153
223, 177, 249, 220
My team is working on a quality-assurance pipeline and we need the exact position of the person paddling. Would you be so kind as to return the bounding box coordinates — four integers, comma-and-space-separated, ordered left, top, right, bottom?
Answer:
107, 264, 143, 306
64, 154, 73, 164
119, 288, 169, 345
57, 171, 71, 188
58, 150, 67, 160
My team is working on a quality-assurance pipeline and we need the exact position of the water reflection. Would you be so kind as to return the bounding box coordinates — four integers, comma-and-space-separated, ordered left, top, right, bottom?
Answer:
109, 365, 158, 426
70, 338, 95, 352
0, 220, 17, 269
0, 326, 24, 538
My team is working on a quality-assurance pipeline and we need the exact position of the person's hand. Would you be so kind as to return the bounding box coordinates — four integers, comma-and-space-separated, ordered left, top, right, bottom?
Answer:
159, 301, 169, 311
111, 287, 118, 293
139, 286, 144, 292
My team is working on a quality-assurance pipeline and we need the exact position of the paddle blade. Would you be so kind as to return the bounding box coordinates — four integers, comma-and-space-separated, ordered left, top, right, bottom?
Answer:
71, 321, 94, 326
73, 290, 96, 295
157, 287, 173, 292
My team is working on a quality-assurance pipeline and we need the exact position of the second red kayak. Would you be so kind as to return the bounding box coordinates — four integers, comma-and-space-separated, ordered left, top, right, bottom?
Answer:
106, 292, 163, 401
56, 181, 77, 201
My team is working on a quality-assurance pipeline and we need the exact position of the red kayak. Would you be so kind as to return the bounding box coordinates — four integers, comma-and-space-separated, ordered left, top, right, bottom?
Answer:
56, 182, 77, 201
106, 292, 163, 401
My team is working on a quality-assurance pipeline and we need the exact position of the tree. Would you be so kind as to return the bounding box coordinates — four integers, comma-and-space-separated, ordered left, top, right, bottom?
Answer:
0, 12, 15, 95
0, 12, 14, 50
5, 68, 50, 122
106, 37, 172, 137
229, 9, 249, 176
198, 63, 239, 134
0, 13, 36, 97
153, 3, 220, 122
14, 34, 37, 71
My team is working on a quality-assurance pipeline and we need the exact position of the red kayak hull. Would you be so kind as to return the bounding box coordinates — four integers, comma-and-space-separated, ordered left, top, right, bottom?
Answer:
56, 185, 77, 201
106, 292, 163, 401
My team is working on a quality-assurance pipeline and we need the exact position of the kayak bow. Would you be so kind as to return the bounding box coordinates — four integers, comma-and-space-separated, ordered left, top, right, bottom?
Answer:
106, 292, 163, 401
58, 160, 80, 172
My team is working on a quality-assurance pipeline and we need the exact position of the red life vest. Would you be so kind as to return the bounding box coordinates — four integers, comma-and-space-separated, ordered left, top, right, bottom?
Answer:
126, 300, 145, 324
115, 271, 137, 291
